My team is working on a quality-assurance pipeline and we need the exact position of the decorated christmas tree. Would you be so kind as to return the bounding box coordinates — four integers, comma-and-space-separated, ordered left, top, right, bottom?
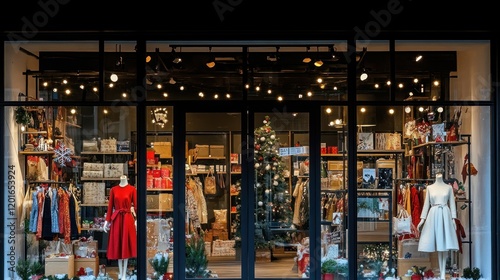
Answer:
254, 116, 293, 249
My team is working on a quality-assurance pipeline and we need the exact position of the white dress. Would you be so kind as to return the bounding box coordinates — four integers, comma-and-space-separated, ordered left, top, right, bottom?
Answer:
418, 180, 459, 252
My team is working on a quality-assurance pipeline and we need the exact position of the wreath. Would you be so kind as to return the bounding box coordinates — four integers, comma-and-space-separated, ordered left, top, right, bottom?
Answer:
14, 106, 31, 126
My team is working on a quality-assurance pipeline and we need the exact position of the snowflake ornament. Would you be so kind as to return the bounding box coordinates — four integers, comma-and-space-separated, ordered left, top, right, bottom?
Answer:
54, 142, 73, 167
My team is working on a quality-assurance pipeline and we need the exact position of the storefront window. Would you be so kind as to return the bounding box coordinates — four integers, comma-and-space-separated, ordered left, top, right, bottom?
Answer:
2, 38, 493, 280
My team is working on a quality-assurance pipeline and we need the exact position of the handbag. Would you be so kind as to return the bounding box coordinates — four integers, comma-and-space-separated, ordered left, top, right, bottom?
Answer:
393, 208, 412, 235
204, 170, 217, 195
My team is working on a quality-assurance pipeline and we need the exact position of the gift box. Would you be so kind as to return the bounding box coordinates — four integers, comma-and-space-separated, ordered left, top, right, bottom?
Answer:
159, 193, 173, 211
104, 163, 125, 178
73, 241, 98, 258
74, 257, 99, 276
83, 182, 106, 204
209, 145, 225, 157
146, 194, 159, 209
153, 142, 172, 158
82, 170, 103, 178
116, 140, 130, 152
45, 255, 75, 278
195, 144, 209, 157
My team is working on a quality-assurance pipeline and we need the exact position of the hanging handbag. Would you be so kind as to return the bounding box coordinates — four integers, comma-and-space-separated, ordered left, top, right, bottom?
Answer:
204, 169, 217, 195
393, 207, 412, 235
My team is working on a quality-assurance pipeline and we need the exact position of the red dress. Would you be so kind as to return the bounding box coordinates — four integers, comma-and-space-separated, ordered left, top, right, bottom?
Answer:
105, 184, 137, 260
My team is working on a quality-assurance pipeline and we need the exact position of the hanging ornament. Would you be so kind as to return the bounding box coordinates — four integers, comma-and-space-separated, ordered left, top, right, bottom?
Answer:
254, 163, 260, 168
273, 180, 278, 186
255, 144, 260, 150
270, 134, 275, 140
54, 142, 73, 167
274, 175, 279, 180
258, 201, 263, 206
265, 189, 270, 194
260, 137, 266, 142
265, 164, 271, 170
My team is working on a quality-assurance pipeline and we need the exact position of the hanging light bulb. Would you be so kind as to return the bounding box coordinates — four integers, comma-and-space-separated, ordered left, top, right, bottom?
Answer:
360, 68, 368, 81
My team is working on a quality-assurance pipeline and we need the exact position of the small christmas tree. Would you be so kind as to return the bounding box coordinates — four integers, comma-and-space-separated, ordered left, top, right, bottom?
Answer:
254, 115, 293, 249
185, 234, 209, 278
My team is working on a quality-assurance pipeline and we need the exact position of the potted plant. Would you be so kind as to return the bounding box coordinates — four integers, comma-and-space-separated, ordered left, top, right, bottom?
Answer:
321, 259, 338, 280
463, 267, 481, 280
15, 258, 44, 280
149, 252, 170, 280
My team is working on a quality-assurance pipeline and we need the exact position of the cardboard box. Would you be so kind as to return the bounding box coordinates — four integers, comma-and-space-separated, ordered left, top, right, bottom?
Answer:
209, 145, 225, 157
196, 144, 209, 157
74, 257, 99, 276
153, 142, 172, 158
45, 255, 75, 278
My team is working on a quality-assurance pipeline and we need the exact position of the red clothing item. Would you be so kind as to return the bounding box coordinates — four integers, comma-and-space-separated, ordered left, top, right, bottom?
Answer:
410, 186, 421, 228
454, 219, 466, 254
106, 185, 137, 260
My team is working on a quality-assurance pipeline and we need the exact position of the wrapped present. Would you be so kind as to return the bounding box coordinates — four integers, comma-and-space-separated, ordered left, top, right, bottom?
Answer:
104, 163, 125, 178
153, 142, 172, 158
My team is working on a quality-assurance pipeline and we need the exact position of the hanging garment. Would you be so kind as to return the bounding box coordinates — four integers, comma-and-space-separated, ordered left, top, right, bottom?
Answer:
51, 187, 60, 233
57, 187, 71, 244
105, 184, 138, 260
185, 183, 201, 230
41, 193, 54, 240
69, 191, 80, 240
292, 179, 305, 225
410, 186, 421, 228
28, 188, 40, 233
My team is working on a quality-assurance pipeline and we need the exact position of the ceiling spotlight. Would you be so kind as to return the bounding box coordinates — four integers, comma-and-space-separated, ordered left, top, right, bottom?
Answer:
110, 73, 118, 82
415, 55, 423, 62
329, 45, 339, 62
360, 69, 368, 81
314, 46, 323, 67
303, 46, 312, 63
267, 46, 280, 62
171, 46, 182, 64
405, 106, 412, 113
206, 47, 216, 68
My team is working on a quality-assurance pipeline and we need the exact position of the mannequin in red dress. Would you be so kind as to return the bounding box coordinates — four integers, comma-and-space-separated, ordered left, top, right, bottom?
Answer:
104, 175, 137, 280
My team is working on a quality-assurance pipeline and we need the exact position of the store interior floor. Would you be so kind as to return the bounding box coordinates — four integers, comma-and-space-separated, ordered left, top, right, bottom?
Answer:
102, 253, 298, 279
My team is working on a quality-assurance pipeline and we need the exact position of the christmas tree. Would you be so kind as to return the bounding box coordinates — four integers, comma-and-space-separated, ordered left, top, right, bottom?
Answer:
254, 115, 293, 249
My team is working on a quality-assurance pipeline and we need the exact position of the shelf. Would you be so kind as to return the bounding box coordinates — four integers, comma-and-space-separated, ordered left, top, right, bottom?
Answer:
20, 150, 55, 155
412, 140, 468, 149
81, 177, 123, 181
81, 151, 131, 155
21, 131, 48, 134
80, 203, 108, 207
147, 209, 173, 212
195, 156, 226, 160
146, 188, 172, 192
81, 228, 105, 232
356, 149, 405, 155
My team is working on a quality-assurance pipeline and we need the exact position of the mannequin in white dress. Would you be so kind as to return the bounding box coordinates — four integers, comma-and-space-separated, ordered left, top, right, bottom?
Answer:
417, 173, 458, 279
